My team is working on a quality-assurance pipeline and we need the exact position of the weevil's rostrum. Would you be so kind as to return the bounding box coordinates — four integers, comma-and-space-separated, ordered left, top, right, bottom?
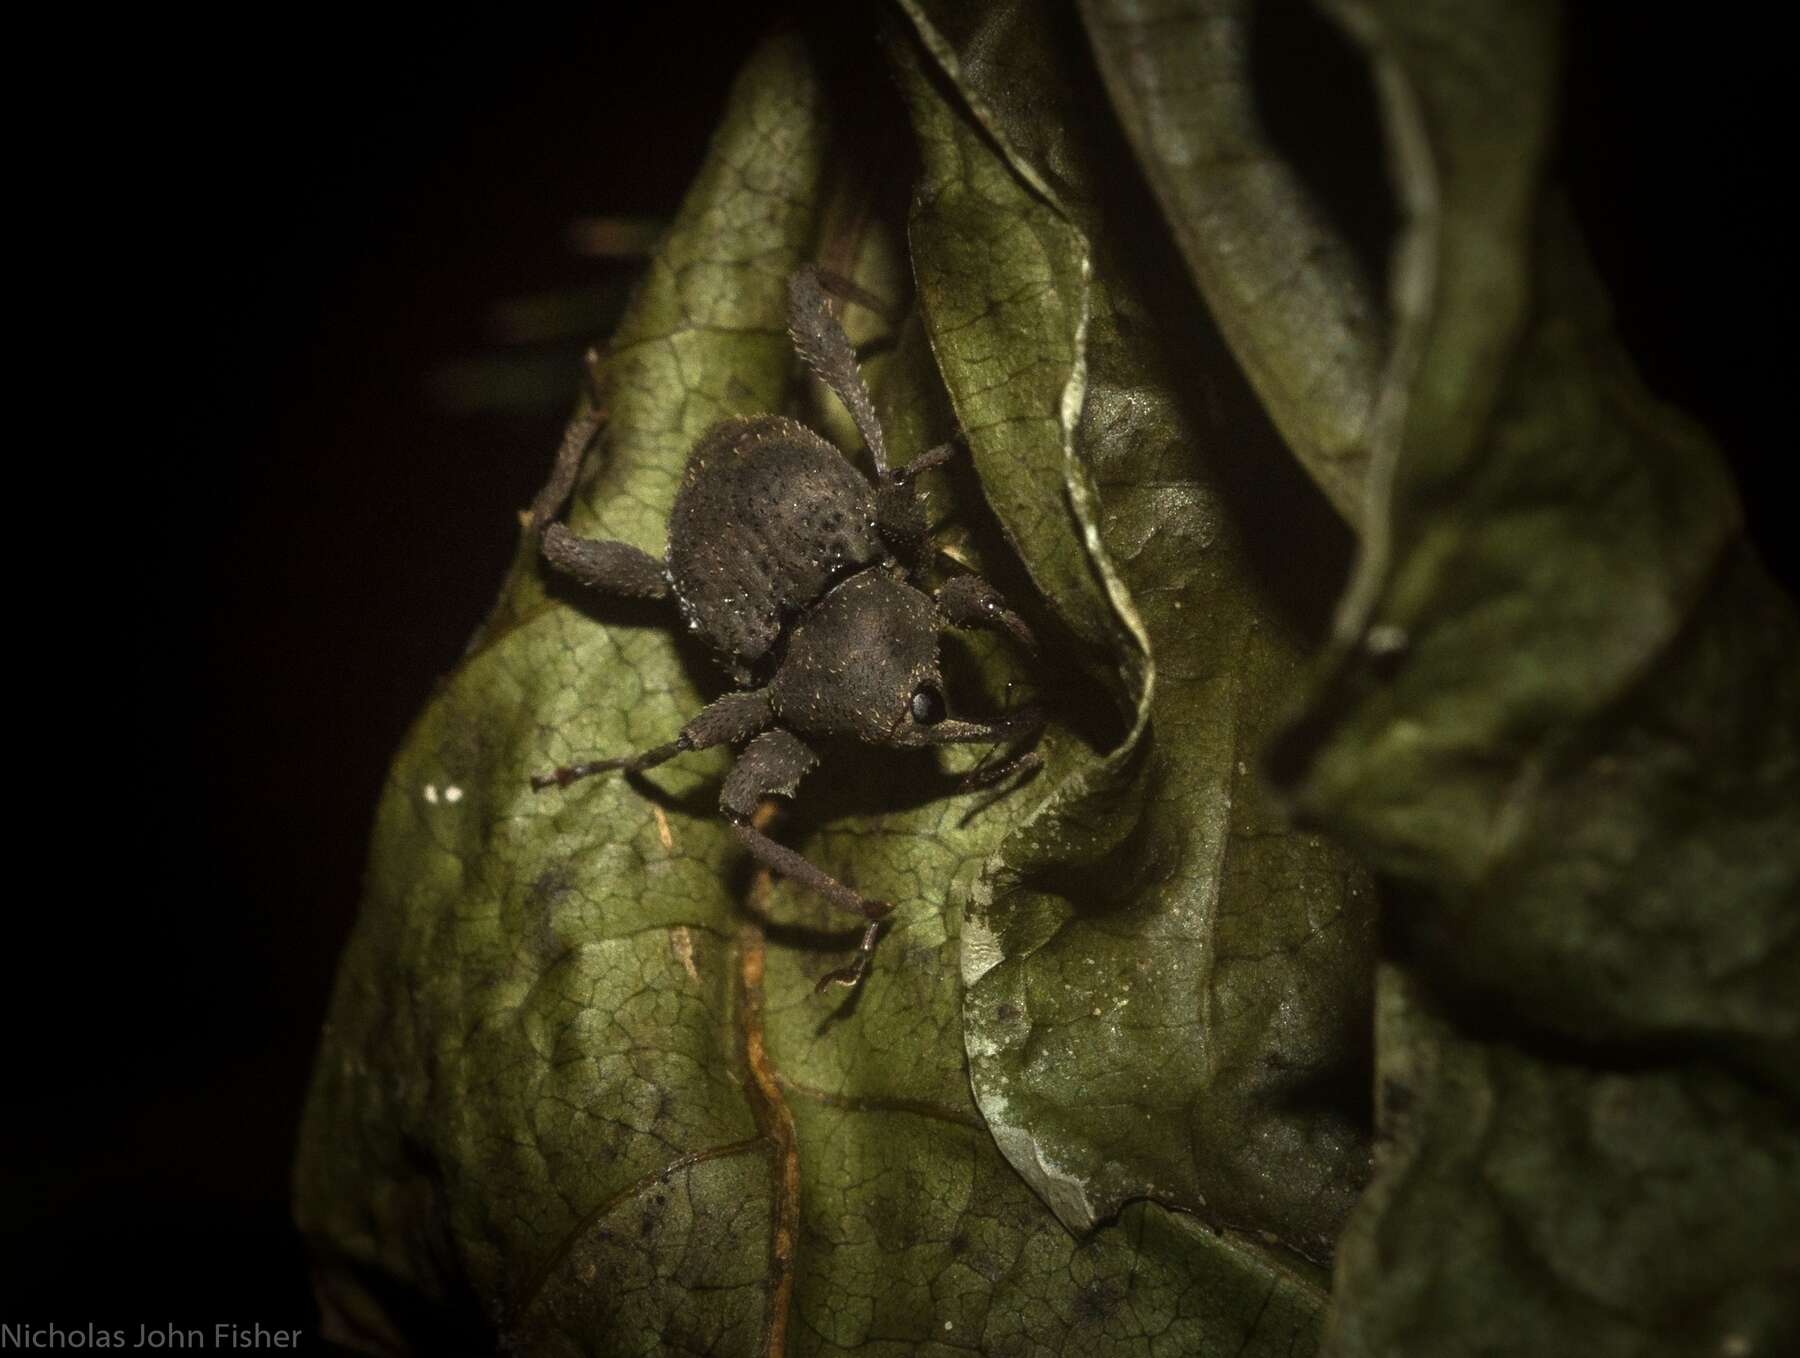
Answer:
532, 267, 1043, 989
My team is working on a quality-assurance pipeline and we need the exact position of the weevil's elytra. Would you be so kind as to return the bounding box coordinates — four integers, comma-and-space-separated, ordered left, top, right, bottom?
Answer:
667, 415, 886, 678
533, 266, 1045, 991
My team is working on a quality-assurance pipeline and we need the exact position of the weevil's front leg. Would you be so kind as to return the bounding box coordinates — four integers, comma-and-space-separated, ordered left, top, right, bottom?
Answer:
936, 572, 1038, 653
722, 729, 891, 992
894, 706, 1049, 791
956, 742, 1045, 792
787, 266, 890, 478
531, 688, 772, 790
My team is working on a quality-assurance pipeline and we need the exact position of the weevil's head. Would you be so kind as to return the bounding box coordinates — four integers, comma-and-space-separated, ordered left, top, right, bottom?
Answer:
771, 566, 948, 744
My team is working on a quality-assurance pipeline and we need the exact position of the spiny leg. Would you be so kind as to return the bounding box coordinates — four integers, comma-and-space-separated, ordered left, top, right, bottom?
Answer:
722, 729, 891, 992
782, 300, 960, 561
789, 261, 956, 575
787, 265, 889, 478
532, 688, 772, 790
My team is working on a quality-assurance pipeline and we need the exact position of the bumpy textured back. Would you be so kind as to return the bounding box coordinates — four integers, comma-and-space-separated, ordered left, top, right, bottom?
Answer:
666, 415, 884, 669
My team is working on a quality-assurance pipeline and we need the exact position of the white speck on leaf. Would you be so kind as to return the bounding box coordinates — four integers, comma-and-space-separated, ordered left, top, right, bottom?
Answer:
670, 926, 699, 983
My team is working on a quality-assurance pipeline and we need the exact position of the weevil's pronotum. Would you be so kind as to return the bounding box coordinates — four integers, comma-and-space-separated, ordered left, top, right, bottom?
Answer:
531, 267, 1043, 989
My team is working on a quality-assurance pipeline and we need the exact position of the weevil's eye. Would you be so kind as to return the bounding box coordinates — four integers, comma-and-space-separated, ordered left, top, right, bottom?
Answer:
910, 685, 946, 725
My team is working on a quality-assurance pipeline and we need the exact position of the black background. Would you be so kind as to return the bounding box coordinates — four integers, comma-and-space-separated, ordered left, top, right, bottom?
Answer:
8, 5, 1785, 1352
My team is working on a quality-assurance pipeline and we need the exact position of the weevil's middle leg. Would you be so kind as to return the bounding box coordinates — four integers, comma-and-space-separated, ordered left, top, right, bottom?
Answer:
875, 438, 965, 571
532, 737, 688, 790
531, 689, 772, 791
723, 729, 894, 991
936, 572, 1039, 653
894, 438, 960, 484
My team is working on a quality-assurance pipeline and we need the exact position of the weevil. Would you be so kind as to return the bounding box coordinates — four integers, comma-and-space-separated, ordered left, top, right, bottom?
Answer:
531, 267, 1043, 990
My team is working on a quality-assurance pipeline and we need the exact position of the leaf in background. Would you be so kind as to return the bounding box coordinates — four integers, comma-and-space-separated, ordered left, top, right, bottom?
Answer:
898, 0, 1376, 1279
1332, 970, 1800, 1358
1279, 0, 1800, 1086
1243, 1, 1800, 1352
1078, 0, 1384, 524
1282, 0, 1799, 1086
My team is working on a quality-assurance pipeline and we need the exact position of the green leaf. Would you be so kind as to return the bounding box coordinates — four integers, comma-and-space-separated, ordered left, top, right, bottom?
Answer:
1280, 0, 1800, 1086
895, 0, 1376, 1270
1330, 970, 1800, 1358
1248, 2, 1800, 1352
296, 17, 1369, 1355
1077, 0, 1384, 524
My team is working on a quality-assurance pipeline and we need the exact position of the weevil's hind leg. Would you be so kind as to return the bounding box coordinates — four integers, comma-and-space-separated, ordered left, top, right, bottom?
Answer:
527, 401, 607, 533
532, 689, 773, 790
529, 398, 673, 603
540, 525, 672, 602
722, 729, 893, 992
813, 921, 886, 993
788, 266, 889, 479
